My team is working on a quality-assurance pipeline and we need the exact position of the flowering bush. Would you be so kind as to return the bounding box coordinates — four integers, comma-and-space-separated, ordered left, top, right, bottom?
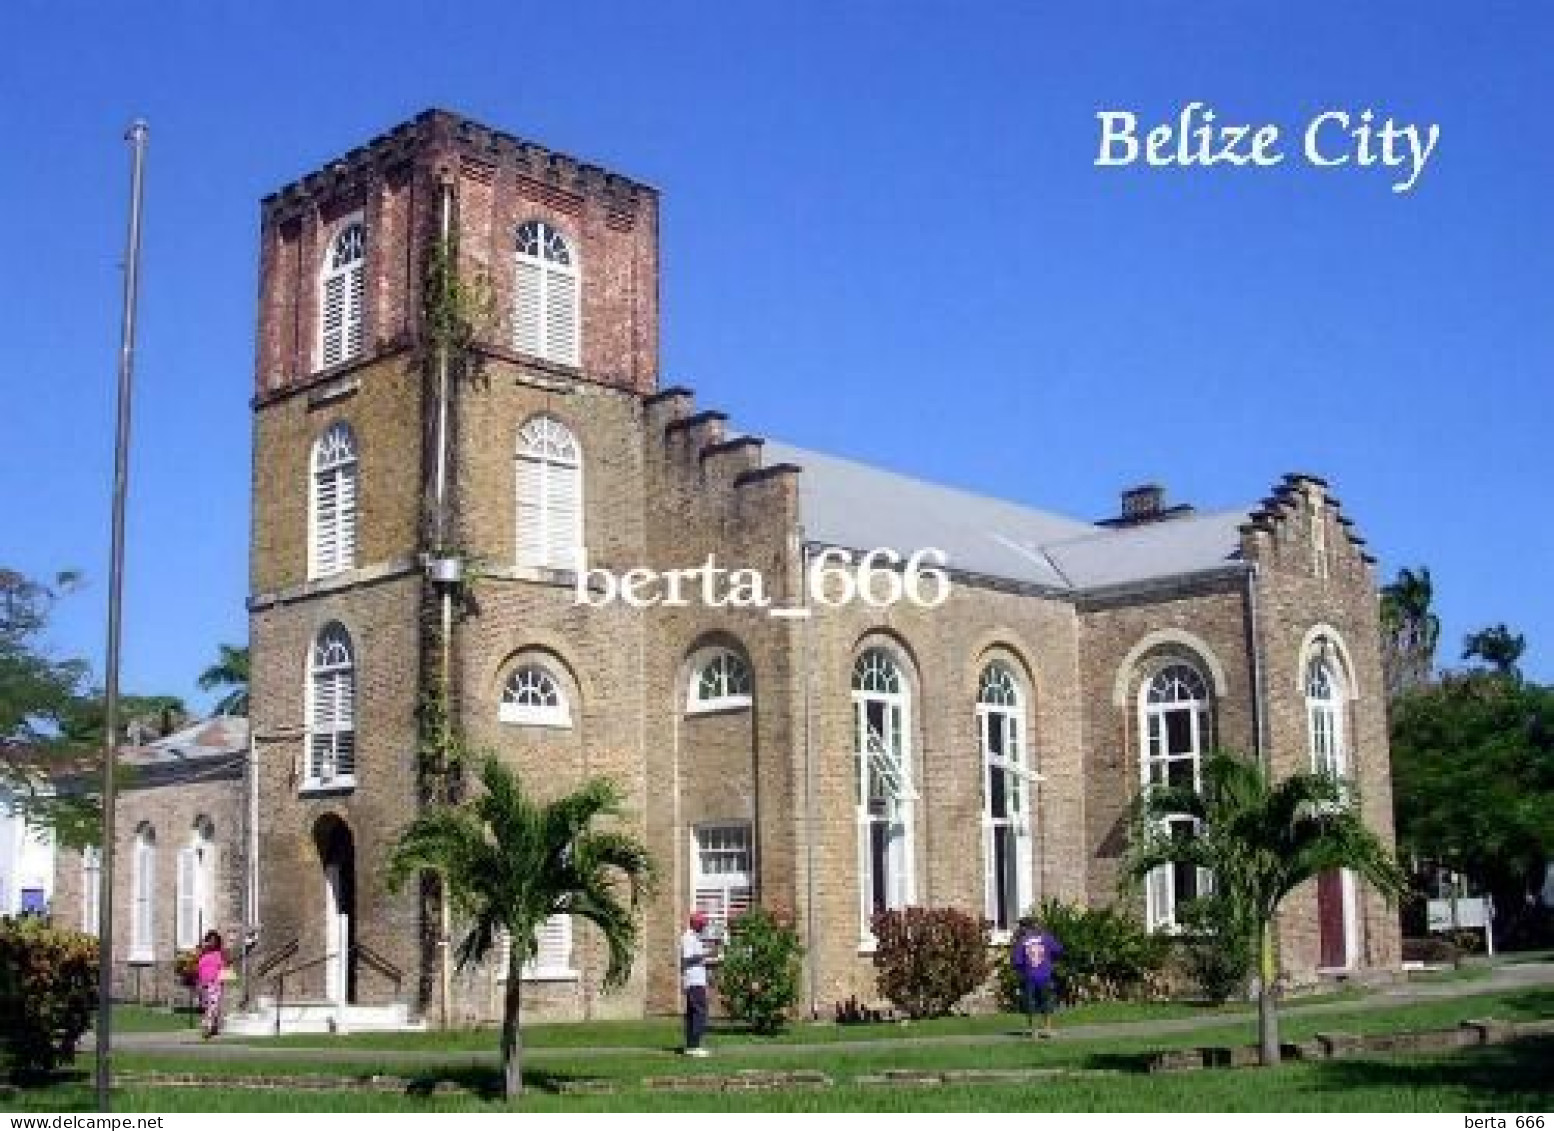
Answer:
717, 906, 804, 1034
0, 917, 99, 1078
871, 906, 992, 1019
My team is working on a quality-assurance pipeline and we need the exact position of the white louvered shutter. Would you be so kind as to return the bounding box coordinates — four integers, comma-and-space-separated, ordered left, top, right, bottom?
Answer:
513, 258, 543, 357
320, 274, 345, 367
545, 268, 579, 366
1147, 864, 1170, 931
515, 455, 544, 567
545, 462, 580, 569
176, 848, 197, 948
336, 460, 357, 571
319, 219, 365, 369
313, 470, 339, 577
334, 668, 356, 780
523, 915, 572, 977
344, 260, 365, 361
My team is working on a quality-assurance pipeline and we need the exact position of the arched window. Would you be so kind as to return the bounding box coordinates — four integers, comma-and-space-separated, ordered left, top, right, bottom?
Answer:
130, 825, 156, 962
81, 846, 101, 937
306, 623, 356, 790
177, 818, 217, 949
319, 216, 366, 369
852, 648, 915, 939
499, 664, 572, 728
513, 220, 580, 366
688, 650, 753, 713
515, 416, 582, 570
978, 662, 1037, 934
309, 422, 358, 579
1306, 648, 1347, 777
1139, 663, 1213, 931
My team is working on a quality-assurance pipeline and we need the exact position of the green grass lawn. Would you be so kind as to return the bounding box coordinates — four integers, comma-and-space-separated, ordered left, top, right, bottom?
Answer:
107, 1005, 200, 1033
8, 986, 1550, 1112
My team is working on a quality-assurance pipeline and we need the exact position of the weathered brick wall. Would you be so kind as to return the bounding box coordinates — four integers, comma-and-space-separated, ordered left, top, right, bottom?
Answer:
54, 773, 245, 1005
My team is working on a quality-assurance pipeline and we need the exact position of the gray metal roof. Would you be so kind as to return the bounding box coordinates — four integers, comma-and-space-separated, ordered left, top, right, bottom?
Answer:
121, 716, 248, 768
762, 441, 1248, 594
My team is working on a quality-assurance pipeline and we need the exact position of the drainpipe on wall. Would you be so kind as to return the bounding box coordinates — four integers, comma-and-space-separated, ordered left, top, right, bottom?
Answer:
432, 171, 456, 1030
798, 535, 820, 1020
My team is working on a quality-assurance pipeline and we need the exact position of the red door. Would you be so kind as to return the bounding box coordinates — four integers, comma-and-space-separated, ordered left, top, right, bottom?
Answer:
1318, 870, 1346, 968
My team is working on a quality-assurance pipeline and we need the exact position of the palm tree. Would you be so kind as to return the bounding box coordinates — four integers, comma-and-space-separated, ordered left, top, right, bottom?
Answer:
197, 644, 249, 717
1127, 751, 1404, 1066
1462, 623, 1525, 680
387, 757, 655, 1100
1380, 566, 1440, 699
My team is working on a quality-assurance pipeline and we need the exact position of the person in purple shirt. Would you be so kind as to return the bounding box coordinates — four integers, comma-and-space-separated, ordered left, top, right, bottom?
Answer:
1011, 917, 1064, 1038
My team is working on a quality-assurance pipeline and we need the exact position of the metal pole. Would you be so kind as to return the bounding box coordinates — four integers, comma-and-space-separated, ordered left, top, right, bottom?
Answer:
95, 118, 148, 1114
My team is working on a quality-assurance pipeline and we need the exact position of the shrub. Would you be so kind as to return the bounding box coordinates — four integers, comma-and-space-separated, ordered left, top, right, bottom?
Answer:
1174, 896, 1256, 1004
994, 899, 1170, 1010
717, 905, 804, 1034
0, 917, 99, 1078
871, 906, 993, 1019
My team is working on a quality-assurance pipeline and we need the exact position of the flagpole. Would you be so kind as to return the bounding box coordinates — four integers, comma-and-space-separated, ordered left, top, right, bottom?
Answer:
96, 118, 148, 1114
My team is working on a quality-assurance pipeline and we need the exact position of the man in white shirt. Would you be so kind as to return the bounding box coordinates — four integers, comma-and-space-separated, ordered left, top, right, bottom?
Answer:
681, 910, 710, 1056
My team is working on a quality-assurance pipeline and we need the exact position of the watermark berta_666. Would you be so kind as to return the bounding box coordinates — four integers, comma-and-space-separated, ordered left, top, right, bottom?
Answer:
574, 547, 951, 614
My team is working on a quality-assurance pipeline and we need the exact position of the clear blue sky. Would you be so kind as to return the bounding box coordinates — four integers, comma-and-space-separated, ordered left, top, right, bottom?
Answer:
1, 0, 1549, 711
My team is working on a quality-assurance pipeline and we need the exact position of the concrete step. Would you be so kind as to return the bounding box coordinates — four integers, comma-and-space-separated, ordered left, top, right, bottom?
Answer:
224, 999, 426, 1036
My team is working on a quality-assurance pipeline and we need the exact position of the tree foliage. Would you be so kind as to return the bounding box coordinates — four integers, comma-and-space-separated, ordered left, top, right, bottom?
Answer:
387, 757, 655, 1099
0, 917, 98, 1079
1391, 672, 1554, 936
1380, 565, 1440, 700
1126, 751, 1405, 1065
197, 643, 249, 717
1462, 623, 1527, 681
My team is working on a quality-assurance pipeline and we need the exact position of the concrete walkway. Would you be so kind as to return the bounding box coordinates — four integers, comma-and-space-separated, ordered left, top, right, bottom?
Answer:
111, 961, 1554, 1066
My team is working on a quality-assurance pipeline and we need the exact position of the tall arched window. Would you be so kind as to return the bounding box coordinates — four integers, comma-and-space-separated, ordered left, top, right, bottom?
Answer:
853, 648, 915, 939
687, 649, 753, 713
306, 623, 357, 790
515, 416, 582, 570
1306, 650, 1346, 777
499, 664, 572, 728
129, 824, 156, 962
176, 818, 217, 949
319, 216, 366, 369
513, 220, 580, 366
979, 662, 1036, 934
309, 422, 358, 579
1139, 663, 1213, 931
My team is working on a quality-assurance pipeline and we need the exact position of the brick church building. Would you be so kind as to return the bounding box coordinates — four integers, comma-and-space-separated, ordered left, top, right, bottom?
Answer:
245, 109, 1400, 1026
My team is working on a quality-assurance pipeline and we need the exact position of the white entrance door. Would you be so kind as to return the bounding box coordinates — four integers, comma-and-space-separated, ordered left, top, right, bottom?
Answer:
324, 860, 349, 1004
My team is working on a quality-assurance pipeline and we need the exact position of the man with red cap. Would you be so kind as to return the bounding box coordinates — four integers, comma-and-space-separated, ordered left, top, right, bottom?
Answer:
681, 909, 711, 1056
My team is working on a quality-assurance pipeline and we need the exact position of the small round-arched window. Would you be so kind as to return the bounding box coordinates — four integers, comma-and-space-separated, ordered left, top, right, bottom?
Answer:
688, 649, 753, 713
500, 664, 572, 728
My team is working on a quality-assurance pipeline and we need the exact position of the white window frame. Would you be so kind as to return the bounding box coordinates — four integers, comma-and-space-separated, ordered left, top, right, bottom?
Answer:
852, 648, 916, 947
978, 662, 1040, 940
81, 846, 101, 937
686, 649, 753, 714
515, 416, 583, 571
496, 915, 577, 982
129, 826, 156, 963
691, 822, 754, 953
304, 623, 357, 792
512, 220, 580, 367
317, 213, 366, 370
1138, 664, 1214, 933
308, 422, 358, 580
498, 664, 572, 728
1306, 654, 1347, 779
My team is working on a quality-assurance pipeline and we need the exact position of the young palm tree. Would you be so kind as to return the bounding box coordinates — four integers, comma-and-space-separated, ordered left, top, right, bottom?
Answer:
1127, 751, 1405, 1065
196, 644, 250, 717
387, 756, 654, 1100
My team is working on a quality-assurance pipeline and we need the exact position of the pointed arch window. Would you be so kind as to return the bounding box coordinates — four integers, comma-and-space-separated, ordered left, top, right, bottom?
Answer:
978, 662, 1037, 935
318, 216, 366, 369
688, 650, 753, 713
515, 416, 583, 570
1139, 663, 1213, 931
513, 220, 580, 366
1306, 648, 1347, 778
499, 664, 572, 728
309, 422, 358, 579
853, 648, 915, 941
306, 623, 357, 790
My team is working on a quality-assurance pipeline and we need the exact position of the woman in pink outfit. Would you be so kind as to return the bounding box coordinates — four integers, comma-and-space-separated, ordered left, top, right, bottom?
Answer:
195, 930, 227, 1039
